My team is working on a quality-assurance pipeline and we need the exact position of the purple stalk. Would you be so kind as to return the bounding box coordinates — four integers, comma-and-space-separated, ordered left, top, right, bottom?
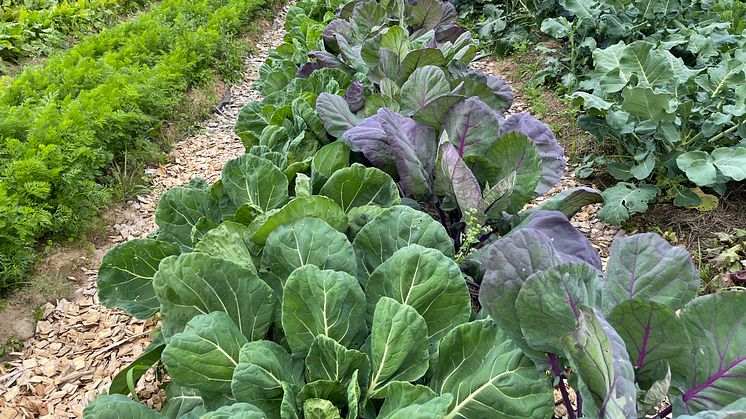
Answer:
654, 405, 672, 418
576, 392, 583, 417
549, 353, 577, 419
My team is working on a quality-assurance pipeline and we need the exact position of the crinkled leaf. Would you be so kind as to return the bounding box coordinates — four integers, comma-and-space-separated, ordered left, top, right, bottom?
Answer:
345, 80, 365, 112
306, 335, 370, 388
98, 239, 179, 319
303, 399, 341, 419
193, 221, 255, 270
434, 136, 484, 217
598, 182, 660, 225
250, 195, 347, 245
156, 187, 217, 250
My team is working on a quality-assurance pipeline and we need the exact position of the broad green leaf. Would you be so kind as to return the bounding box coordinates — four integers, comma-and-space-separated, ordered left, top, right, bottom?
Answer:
381, 26, 410, 62
637, 362, 671, 417
478, 229, 563, 359
352, 205, 454, 284
193, 221, 255, 270
303, 399, 341, 419
316, 93, 362, 138
109, 340, 165, 395
250, 195, 347, 245
516, 186, 603, 221
311, 142, 350, 192
98, 239, 179, 319
221, 154, 289, 212
295, 173, 311, 197
399, 66, 451, 115
153, 253, 276, 340
367, 298, 430, 396
347, 205, 386, 237
677, 399, 746, 418
156, 187, 217, 250
232, 341, 304, 417
319, 164, 400, 212
516, 262, 602, 353
562, 307, 637, 419
677, 151, 718, 187
712, 147, 746, 181
621, 87, 674, 122
297, 381, 347, 411
430, 320, 554, 418
282, 265, 366, 355
376, 382, 437, 417
366, 244, 470, 344
381, 394, 454, 418
82, 395, 166, 418
347, 370, 361, 418
597, 182, 660, 224
260, 218, 357, 290
694, 59, 746, 96
201, 403, 267, 419
162, 312, 247, 394
607, 300, 691, 387
412, 94, 466, 130
397, 48, 446, 84
160, 383, 205, 418
603, 233, 699, 311
235, 102, 270, 148
474, 132, 542, 217
618, 41, 675, 89
305, 335, 370, 387
678, 292, 746, 414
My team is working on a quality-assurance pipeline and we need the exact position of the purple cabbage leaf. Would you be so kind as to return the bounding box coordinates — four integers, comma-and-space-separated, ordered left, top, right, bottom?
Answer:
501, 112, 567, 195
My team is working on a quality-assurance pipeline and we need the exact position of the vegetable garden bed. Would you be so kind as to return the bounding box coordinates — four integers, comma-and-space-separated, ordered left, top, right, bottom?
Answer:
4, 0, 746, 417
0, 0, 273, 293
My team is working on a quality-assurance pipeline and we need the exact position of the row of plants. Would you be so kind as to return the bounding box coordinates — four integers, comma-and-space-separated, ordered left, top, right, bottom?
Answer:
457, 0, 746, 224
0, 0, 148, 72
83, 0, 746, 417
0, 0, 271, 292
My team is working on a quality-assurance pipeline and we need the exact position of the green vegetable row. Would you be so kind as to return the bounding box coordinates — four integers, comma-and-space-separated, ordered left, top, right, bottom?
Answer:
1, 0, 148, 71
81, 0, 746, 416
458, 0, 746, 223
0, 0, 269, 292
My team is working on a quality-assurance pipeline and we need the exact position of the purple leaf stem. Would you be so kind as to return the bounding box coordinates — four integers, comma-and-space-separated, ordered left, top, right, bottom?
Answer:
549, 353, 577, 419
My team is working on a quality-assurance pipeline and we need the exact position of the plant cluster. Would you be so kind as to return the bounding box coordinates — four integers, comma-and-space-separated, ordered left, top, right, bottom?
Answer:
0, 0, 270, 292
456, 0, 746, 223
82, 0, 746, 417
0, 0, 148, 72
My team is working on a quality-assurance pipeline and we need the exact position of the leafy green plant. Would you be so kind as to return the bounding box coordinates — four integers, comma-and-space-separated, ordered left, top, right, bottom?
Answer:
0, 0, 271, 292
0, 0, 148, 70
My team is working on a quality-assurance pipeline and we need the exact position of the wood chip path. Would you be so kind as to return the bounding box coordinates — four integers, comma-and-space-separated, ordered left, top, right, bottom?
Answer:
0, 9, 623, 418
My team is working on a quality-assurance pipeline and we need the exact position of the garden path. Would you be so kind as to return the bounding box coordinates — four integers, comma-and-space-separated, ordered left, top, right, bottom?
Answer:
0, 4, 292, 417
0, 14, 623, 419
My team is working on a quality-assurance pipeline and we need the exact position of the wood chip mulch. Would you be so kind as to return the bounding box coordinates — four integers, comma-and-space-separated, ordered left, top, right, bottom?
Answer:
0, 5, 291, 418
